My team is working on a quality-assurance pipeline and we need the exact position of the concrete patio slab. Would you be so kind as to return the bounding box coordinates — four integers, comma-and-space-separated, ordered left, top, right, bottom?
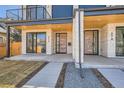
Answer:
98, 68, 124, 88
82, 55, 124, 68
5, 54, 74, 63
22, 63, 64, 88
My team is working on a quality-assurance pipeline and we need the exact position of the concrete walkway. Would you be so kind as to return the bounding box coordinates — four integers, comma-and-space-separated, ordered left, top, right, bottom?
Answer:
98, 69, 124, 88
22, 63, 63, 88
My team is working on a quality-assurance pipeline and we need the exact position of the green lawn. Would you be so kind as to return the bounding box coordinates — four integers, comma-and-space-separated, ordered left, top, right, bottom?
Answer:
0, 61, 45, 88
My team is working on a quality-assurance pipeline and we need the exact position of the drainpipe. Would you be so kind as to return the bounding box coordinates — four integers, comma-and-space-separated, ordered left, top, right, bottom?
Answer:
78, 10, 84, 79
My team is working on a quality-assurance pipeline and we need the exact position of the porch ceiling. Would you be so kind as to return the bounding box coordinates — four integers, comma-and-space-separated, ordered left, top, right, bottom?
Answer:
15, 23, 72, 31
84, 14, 124, 29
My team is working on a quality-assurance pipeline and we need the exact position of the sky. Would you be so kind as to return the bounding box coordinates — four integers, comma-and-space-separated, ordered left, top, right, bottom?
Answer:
0, 5, 20, 18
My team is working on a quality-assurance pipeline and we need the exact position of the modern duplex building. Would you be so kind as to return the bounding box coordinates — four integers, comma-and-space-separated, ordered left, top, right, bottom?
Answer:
4, 5, 124, 68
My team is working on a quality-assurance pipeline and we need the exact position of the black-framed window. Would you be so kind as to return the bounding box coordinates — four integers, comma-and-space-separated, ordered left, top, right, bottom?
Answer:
26, 32, 46, 53
116, 27, 124, 56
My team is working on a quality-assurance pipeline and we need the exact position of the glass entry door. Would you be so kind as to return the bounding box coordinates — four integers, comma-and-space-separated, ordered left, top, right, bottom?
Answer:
37, 33, 46, 53
26, 33, 37, 53
84, 30, 98, 55
116, 27, 124, 56
56, 33, 67, 54
26, 32, 46, 53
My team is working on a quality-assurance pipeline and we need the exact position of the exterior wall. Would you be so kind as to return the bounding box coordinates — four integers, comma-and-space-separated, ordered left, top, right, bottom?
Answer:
52, 5, 73, 18
106, 23, 124, 57
100, 25, 108, 57
21, 29, 72, 55
100, 23, 124, 57
107, 24, 116, 57
21, 29, 53, 55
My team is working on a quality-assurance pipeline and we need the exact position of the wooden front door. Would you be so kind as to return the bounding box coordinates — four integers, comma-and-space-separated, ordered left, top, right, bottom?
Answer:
56, 33, 67, 54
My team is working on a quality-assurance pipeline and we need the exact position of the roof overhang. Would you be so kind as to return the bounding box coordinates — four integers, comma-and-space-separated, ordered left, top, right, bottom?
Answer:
15, 23, 72, 31
84, 14, 124, 29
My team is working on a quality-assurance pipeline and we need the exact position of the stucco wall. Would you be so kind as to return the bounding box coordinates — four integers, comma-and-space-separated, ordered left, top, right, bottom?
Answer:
107, 24, 116, 57
100, 25, 108, 57
107, 23, 124, 57
100, 23, 124, 57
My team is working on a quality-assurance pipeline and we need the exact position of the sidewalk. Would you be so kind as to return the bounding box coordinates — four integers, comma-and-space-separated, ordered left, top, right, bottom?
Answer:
98, 68, 124, 88
22, 63, 63, 88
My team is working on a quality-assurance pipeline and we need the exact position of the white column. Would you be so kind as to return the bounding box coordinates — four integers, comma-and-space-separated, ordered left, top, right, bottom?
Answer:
46, 30, 53, 54
72, 5, 79, 59
73, 10, 84, 68
22, 31, 26, 54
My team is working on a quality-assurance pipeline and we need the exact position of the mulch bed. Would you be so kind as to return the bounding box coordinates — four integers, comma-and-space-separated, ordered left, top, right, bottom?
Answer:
92, 69, 114, 88
16, 62, 48, 88
55, 63, 67, 88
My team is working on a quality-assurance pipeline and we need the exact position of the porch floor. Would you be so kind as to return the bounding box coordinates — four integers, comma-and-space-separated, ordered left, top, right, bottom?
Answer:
5, 54, 74, 63
83, 55, 124, 68
5, 54, 124, 68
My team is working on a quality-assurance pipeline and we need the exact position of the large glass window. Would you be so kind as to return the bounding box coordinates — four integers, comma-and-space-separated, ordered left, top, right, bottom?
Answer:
37, 33, 46, 53
26, 33, 37, 53
26, 32, 46, 53
116, 27, 124, 56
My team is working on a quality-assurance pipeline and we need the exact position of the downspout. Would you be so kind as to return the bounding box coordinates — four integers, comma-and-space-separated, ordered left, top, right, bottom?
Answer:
78, 10, 84, 78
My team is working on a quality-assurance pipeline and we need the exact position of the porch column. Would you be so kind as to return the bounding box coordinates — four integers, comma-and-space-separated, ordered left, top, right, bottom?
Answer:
46, 30, 53, 54
72, 5, 79, 58
73, 10, 84, 68
6, 26, 10, 57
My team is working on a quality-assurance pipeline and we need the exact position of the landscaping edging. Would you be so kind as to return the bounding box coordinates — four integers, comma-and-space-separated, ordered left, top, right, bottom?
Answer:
16, 62, 48, 88
92, 69, 114, 88
55, 63, 67, 88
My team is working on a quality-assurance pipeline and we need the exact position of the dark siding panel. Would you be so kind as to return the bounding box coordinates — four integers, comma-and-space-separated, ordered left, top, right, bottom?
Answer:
79, 5, 106, 9
52, 5, 73, 18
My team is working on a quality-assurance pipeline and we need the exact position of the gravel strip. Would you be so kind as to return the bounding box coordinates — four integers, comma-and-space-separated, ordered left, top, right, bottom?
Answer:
92, 69, 114, 88
64, 63, 104, 88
